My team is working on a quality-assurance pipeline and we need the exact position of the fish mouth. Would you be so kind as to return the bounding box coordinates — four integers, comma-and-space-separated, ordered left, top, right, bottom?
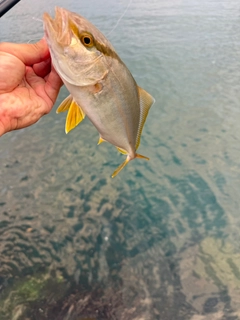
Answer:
43, 7, 72, 46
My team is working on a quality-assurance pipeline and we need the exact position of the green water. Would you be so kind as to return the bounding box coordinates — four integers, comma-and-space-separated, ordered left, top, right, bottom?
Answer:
1, 0, 240, 319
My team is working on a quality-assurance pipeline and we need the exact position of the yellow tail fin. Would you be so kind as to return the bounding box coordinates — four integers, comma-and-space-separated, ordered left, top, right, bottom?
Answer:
135, 153, 150, 161
111, 153, 149, 178
112, 157, 130, 178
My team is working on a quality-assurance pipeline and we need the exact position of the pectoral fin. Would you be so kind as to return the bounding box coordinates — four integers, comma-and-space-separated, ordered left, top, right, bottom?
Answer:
64, 98, 85, 134
135, 87, 155, 150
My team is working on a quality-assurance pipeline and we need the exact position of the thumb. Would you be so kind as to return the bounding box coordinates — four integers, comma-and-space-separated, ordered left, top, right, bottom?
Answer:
0, 38, 50, 66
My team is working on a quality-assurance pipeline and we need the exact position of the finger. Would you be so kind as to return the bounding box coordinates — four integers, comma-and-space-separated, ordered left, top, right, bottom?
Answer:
25, 66, 46, 92
25, 66, 63, 111
0, 38, 50, 66
44, 66, 63, 105
0, 52, 25, 93
25, 66, 53, 114
33, 58, 51, 78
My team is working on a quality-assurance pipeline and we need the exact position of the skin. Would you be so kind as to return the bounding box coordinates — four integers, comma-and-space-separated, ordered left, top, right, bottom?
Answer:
0, 38, 63, 137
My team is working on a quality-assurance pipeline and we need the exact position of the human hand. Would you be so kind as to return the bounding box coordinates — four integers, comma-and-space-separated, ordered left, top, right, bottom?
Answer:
0, 38, 63, 136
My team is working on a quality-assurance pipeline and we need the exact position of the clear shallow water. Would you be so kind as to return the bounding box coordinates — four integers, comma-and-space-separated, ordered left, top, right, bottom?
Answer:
1, 0, 240, 319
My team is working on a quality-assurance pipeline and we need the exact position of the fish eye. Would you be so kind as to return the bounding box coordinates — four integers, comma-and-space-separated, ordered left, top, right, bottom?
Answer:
80, 33, 94, 47
83, 37, 90, 45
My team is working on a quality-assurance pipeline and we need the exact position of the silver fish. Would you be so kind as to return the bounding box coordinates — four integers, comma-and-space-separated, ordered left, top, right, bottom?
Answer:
43, 7, 155, 177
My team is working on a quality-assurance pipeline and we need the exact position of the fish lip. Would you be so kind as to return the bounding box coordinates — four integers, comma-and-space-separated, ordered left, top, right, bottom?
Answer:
43, 7, 70, 45
43, 12, 57, 42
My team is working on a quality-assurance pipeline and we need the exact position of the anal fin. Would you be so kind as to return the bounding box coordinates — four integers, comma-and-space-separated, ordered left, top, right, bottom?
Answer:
116, 147, 128, 155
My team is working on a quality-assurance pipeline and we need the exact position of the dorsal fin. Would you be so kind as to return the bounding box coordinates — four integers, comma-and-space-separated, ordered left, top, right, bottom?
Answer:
135, 86, 155, 150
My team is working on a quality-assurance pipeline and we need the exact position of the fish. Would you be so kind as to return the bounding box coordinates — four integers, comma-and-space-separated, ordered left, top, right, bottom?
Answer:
43, 7, 155, 177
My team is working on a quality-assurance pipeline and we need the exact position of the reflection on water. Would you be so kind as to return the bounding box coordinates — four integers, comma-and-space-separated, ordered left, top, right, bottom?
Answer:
1, 0, 240, 319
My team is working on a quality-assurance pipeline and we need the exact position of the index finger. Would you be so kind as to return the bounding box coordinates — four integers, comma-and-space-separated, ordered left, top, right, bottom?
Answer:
0, 38, 50, 66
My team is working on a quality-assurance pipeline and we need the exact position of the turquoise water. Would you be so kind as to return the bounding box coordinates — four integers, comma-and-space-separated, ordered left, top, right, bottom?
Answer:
1, 0, 240, 319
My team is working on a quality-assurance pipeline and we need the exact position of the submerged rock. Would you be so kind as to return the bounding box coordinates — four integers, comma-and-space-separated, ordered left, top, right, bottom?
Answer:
0, 270, 67, 320
179, 237, 240, 316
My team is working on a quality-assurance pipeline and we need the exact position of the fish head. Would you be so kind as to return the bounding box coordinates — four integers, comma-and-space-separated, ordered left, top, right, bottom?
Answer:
43, 7, 113, 86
